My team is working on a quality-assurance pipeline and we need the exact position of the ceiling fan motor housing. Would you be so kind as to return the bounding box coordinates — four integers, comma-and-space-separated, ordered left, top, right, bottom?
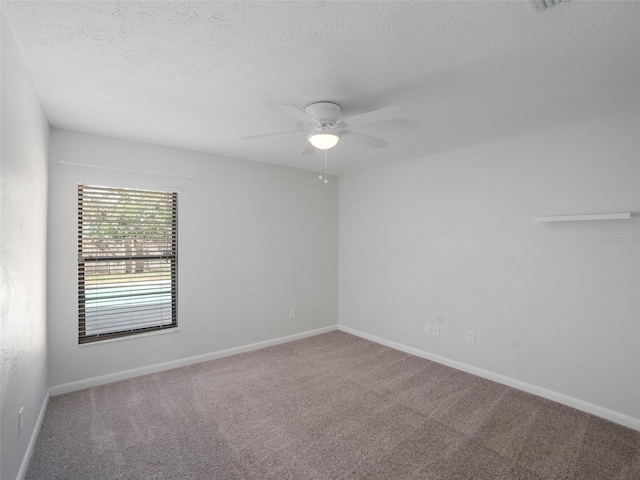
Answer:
305, 102, 342, 126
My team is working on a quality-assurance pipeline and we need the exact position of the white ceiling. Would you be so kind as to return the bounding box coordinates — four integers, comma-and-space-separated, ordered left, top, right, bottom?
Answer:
2, 1, 639, 175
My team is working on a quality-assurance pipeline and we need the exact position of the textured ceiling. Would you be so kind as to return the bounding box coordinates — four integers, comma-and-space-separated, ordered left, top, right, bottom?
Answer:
2, 1, 639, 175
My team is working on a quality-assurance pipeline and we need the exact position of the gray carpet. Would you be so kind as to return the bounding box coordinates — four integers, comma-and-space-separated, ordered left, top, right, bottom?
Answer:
26, 331, 640, 479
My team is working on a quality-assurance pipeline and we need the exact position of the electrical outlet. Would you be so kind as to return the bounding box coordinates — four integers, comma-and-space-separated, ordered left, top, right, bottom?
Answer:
467, 331, 475, 344
432, 325, 440, 336
18, 407, 24, 436
424, 323, 430, 334
289, 309, 296, 320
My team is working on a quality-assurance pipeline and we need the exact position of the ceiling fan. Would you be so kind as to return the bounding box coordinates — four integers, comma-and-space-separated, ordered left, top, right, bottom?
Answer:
241, 102, 405, 156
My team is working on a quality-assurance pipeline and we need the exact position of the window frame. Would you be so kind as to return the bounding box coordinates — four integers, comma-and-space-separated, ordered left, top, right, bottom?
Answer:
77, 184, 178, 344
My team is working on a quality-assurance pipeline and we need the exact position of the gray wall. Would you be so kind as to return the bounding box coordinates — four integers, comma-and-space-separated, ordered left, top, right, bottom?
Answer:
47, 128, 339, 387
0, 16, 50, 480
339, 109, 640, 422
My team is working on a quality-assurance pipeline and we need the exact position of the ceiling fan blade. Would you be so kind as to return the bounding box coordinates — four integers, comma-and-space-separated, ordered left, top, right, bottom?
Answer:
340, 130, 388, 148
340, 106, 405, 128
275, 104, 319, 124
240, 129, 301, 140
300, 142, 316, 156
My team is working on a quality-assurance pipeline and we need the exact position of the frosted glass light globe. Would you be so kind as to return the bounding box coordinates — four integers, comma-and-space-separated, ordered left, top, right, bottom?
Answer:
308, 132, 339, 150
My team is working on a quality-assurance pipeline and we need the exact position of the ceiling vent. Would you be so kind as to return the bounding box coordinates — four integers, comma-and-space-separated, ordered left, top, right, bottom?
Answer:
528, 0, 568, 12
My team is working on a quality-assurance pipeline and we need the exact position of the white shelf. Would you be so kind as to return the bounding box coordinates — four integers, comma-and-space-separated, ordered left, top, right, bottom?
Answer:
534, 213, 632, 223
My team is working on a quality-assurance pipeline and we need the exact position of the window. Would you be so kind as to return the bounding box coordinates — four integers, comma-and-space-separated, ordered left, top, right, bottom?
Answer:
78, 185, 177, 344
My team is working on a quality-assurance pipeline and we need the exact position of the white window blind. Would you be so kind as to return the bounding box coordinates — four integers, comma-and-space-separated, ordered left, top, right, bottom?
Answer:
78, 185, 177, 343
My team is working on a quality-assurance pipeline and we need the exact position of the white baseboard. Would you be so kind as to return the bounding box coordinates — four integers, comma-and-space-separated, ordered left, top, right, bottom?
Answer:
17, 387, 50, 480
50, 325, 338, 396
338, 325, 640, 432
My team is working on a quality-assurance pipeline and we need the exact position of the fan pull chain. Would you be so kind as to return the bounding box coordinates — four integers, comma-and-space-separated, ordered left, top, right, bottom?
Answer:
318, 149, 329, 184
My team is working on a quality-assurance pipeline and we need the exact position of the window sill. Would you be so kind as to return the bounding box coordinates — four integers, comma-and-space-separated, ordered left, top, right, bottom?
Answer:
78, 327, 180, 347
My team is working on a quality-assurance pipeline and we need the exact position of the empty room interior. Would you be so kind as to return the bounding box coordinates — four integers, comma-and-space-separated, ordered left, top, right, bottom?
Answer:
1, 1, 639, 479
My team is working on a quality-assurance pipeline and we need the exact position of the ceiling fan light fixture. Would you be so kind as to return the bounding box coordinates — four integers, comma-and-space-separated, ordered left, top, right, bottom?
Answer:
307, 132, 339, 150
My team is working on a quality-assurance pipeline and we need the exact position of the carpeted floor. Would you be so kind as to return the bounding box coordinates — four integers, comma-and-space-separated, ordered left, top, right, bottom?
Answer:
26, 331, 639, 479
